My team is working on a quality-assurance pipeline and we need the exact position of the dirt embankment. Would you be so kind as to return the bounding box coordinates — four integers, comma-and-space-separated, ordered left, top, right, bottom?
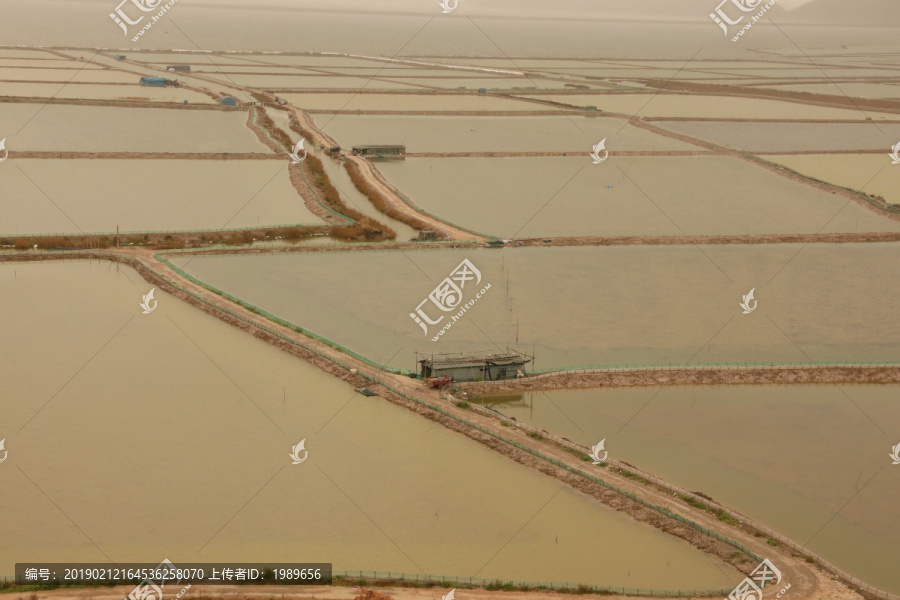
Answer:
290, 109, 483, 242
457, 365, 900, 394
0, 96, 226, 109
511, 231, 900, 247
306, 109, 591, 116
404, 151, 716, 158
1, 583, 851, 600
0, 248, 879, 600
243, 104, 396, 240
631, 119, 900, 221
0, 227, 329, 251
343, 160, 437, 233
11, 151, 281, 160
642, 79, 900, 114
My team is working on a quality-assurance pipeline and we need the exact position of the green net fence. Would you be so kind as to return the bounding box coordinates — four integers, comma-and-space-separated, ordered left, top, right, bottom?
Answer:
155, 252, 407, 374
333, 571, 736, 597
2, 250, 897, 600
153, 249, 762, 568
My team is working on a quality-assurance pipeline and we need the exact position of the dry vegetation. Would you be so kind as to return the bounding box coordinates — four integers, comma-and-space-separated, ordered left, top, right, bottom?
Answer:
354, 588, 395, 600
0, 226, 328, 251
343, 160, 437, 234
302, 152, 396, 240
244, 105, 397, 240
247, 105, 397, 240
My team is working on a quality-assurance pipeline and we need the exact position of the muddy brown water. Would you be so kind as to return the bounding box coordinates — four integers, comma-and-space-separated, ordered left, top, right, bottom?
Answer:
474, 385, 900, 595
319, 115, 695, 154
0, 105, 266, 153
375, 156, 900, 238
768, 154, 900, 206
0, 159, 324, 235
0, 260, 741, 588
169, 244, 900, 372
653, 121, 900, 153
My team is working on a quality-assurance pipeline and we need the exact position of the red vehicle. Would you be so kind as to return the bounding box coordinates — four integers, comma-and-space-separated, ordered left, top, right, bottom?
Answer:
427, 375, 453, 388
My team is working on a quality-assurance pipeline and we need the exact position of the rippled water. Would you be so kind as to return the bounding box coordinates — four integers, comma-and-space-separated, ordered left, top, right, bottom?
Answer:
0, 260, 740, 588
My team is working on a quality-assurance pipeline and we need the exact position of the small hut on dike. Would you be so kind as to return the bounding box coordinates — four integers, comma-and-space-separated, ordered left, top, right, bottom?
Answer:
418, 351, 532, 382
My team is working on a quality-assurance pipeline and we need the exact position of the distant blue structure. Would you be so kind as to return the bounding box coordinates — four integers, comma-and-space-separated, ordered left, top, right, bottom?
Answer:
220, 97, 237, 106
139, 77, 167, 87
478, 88, 487, 94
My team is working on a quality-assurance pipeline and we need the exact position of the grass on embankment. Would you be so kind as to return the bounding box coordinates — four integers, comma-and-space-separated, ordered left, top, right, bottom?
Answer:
0, 226, 327, 251
343, 159, 437, 235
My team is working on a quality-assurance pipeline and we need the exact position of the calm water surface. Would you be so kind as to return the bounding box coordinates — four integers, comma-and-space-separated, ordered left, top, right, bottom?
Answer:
654, 121, 900, 153
474, 385, 900, 594
0, 160, 324, 234
0, 105, 265, 153
171, 244, 900, 372
769, 155, 900, 206
375, 157, 900, 238
0, 260, 740, 588
321, 115, 695, 154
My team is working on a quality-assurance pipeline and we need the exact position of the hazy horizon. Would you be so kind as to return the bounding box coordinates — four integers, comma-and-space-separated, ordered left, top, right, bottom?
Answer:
1, 0, 899, 57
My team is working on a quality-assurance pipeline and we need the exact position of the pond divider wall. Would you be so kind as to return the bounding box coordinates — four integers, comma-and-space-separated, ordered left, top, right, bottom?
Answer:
5, 249, 896, 599
332, 571, 734, 597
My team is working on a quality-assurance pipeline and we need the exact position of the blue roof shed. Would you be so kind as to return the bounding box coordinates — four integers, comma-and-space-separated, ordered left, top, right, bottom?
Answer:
139, 77, 167, 87
220, 97, 237, 106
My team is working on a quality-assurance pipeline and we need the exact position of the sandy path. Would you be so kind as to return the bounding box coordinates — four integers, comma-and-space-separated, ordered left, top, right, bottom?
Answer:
292, 110, 483, 242
2, 583, 853, 600
631, 118, 900, 220
0, 249, 875, 600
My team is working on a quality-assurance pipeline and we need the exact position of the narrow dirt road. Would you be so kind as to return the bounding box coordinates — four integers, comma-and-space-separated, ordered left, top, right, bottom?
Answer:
293, 109, 484, 242
0, 579, 862, 600
1, 248, 872, 600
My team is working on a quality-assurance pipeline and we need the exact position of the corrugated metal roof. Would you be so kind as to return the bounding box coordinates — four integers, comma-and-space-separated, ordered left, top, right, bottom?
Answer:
420, 353, 530, 369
